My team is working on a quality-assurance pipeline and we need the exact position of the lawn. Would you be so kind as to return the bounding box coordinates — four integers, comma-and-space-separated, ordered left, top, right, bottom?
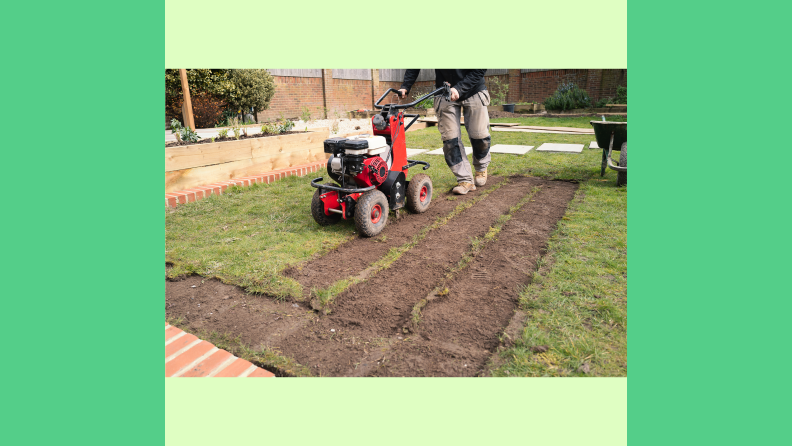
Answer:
166, 115, 627, 376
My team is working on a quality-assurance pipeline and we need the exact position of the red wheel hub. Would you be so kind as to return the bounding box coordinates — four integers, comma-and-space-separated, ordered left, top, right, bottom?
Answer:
371, 204, 383, 224
420, 185, 428, 202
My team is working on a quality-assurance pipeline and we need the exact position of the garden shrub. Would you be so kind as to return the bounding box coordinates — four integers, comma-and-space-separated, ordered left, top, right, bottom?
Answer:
227, 69, 276, 122
543, 81, 592, 111
486, 77, 509, 105
615, 85, 627, 104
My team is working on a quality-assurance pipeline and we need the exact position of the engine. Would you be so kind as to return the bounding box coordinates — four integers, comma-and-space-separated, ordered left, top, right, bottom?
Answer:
324, 136, 390, 187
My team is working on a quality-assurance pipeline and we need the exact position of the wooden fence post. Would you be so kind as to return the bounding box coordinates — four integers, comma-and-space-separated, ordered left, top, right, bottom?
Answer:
179, 69, 196, 131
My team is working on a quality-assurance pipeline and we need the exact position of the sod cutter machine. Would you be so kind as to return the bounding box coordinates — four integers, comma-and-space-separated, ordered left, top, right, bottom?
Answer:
310, 83, 452, 237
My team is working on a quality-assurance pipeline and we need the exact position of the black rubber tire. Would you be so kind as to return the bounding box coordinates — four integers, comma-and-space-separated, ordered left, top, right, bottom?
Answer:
354, 190, 389, 237
617, 142, 627, 187
311, 183, 342, 226
406, 173, 433, 214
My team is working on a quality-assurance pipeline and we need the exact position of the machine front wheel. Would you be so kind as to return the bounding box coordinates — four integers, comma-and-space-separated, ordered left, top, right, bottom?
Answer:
406, 173, 432, 214
354, 190, 389, 237
311, 184, 341, 226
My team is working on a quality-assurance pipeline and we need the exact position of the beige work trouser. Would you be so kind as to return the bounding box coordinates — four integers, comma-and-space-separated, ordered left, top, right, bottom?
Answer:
434, 89, 492, 184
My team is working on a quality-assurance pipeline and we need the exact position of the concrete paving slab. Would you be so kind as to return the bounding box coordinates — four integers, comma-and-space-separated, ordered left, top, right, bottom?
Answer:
406, 148, 428, 156
426, 147, 472, 156
536, 143, 584, 153
491, 127, 584, 135
489, 144, 534, 155
589, 141, 600, 149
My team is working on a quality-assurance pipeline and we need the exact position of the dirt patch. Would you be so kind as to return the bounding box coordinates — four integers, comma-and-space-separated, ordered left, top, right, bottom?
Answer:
165, 176, 577, 376
166, 276, 316, 347
165, 130, 307, 147
371, 182, 577, 376
283, 177, 504, 295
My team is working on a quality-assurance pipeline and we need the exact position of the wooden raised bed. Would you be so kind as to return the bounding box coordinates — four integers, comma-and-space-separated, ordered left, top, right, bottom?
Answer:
165, 128, 330, 193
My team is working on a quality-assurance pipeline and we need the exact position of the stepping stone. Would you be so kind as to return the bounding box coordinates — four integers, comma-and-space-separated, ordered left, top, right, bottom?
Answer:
589, 141, 600, 149
426, 147, 472, 156
489, 144, 534, 155
406, 148, 428, 156
489, 122, 520, 127
536, 143, 584, 153
491, 127, 583, 135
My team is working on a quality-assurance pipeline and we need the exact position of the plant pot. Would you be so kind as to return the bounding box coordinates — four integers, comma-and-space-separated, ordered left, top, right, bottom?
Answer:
502, 104, 515, 113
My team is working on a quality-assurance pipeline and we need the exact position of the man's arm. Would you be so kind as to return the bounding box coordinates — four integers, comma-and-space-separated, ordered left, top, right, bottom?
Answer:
398, 69, 421, 98
452, 69, 487, 99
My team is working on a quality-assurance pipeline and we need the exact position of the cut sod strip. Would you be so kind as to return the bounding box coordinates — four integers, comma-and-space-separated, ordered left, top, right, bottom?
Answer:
425, 147, 472, 156
489, 144, 534, 155
536, 143, 585, 153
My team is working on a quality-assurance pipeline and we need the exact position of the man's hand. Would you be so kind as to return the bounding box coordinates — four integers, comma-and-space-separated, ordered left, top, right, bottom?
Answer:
397, 89, 407, 98
449, 87, 460, 102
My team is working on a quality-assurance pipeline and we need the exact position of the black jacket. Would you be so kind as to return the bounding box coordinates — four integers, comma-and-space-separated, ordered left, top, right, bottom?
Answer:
400, 69, 487, 101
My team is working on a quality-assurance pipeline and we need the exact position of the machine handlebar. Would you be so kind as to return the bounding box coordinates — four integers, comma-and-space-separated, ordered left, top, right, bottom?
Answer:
374, 82, 451, 110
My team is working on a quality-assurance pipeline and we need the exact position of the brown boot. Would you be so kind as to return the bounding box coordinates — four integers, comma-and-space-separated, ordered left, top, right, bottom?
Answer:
474, 169, 488, 187
452, 182, 476, 195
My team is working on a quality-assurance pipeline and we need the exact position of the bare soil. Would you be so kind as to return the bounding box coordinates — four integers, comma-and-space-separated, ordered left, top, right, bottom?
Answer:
166, 176, 577, 376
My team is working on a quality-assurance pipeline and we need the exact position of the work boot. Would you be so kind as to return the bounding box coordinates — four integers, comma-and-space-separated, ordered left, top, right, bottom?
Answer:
452, 182, 476, 195
474, 169, 488, 187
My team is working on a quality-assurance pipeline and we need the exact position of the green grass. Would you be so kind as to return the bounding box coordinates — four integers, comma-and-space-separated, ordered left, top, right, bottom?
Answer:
490, 115, 625, 129
490, 180, 627, 376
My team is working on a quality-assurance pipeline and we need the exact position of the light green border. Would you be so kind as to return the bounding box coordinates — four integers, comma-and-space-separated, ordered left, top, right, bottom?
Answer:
167, 378, 626, 445
166, 0, 626, 68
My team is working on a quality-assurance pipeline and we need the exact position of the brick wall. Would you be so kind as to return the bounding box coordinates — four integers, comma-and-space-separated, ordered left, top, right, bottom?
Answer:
218, 69, 627, 124
257, 76, 324, 122
519, 69, 627, 103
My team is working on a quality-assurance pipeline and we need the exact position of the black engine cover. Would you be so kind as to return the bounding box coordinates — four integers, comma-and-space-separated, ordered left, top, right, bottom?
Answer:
378, 170, 406, 210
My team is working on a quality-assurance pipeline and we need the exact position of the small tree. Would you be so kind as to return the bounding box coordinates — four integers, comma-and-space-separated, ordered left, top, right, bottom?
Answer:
227, 69, 276, 123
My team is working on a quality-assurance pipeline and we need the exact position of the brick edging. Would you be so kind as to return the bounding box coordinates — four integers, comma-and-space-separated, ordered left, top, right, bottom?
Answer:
165, 322, 275, 377
166, 160, 328, 208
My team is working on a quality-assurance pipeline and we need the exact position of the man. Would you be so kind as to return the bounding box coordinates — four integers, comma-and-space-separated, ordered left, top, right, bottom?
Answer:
398, 69, 491, 195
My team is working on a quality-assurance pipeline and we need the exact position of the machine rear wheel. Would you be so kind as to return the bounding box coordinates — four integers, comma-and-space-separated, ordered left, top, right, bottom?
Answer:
311, 183, 341, 226
617, 143, 627, 187
354, 190, 389, 237
406, 173, 432, 214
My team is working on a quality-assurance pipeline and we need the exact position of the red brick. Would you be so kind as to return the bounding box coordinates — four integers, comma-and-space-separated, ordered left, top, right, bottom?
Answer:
214, 358, 256, 377
165, 325, 182, 341
248, 368, 276, 378
166, 195, 177, 207
165, 333, 199, 357
180, 350, 234, 377
176, 193, 189, 204
165, 341, 214, 377
184, 192, 196, 203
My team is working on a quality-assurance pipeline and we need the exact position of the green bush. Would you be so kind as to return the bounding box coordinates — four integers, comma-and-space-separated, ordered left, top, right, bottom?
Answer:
227, 69, 276, 122
486, 77, 509, 105
543, 81, 592, 111
615, 85, 627, 104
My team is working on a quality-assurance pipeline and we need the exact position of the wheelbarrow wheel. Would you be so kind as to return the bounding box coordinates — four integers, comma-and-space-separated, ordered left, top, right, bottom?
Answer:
617, 142, 627, 187
311, 183, 341, 226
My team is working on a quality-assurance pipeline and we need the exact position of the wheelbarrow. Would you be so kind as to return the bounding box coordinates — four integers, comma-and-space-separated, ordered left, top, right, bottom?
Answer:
590, 120, 627, 186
